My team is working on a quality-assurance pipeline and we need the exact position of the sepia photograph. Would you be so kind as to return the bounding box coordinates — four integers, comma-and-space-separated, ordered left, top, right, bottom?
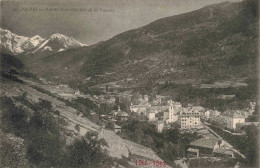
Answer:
0, 0, 259, 167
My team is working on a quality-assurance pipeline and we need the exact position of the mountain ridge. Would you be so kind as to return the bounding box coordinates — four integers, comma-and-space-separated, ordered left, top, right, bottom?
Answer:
16, 0, 259, 93
0, 28, 87, 55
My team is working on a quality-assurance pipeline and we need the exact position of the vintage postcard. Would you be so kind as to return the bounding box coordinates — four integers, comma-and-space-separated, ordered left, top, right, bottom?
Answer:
0, 0, 259, 167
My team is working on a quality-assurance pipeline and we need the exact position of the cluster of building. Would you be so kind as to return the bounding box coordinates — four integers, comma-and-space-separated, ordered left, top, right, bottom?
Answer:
99, 94, 204, 133
129, 95, 257, 133
201, 101, 256, 130
51, 84, 86, 100
102, 92, 257, 135
187, 137, 234, 158
96, 92, 258, 161
156, 103, 204, 132
96, 91, 258, 161
93, 94, 117, 105
129, 95, 204, 133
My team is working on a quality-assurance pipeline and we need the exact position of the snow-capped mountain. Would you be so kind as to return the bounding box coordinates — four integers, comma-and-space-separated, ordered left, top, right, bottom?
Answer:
0, 28, 86, 55
31, 33, 86, 54
0, 28, 43, 54
1, 28, 45, 54
22, 35, 45, 50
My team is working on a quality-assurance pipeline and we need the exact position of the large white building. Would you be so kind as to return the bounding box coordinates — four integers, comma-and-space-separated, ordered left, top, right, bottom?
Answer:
180, 108, 201, 129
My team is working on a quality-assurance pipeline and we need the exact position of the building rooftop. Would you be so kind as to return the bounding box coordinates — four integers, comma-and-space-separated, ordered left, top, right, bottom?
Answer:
155, 95, 166, 98
149, 106, 168, 111
190, 137, 220, 149
114, 124, 121, 129
222, 110, 245, 118
181, 108, 200, 116
237, 122, 259, 127
116, 111, 129, 117
192, 106, 205, 112
213, 148, 233, 156
187, 148, 199, 153
130, 104, 147, 108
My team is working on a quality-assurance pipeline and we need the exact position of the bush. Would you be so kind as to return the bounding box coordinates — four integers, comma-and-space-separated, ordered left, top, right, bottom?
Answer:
25, 108, 64, 167
106, 121, 115, 130
64, 131, 113, 168
0, 133, 30, 168
26, 131, 63, 167
1, 97, 28, 137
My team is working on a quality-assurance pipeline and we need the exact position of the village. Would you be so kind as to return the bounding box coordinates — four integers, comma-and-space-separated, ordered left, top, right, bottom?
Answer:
1, 0, 258, 167
89, 89, 258, 162
42, 80, 258, 165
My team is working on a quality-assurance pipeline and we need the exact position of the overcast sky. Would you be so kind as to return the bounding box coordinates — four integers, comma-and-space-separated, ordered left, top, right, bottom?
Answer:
1, 0, 240, 45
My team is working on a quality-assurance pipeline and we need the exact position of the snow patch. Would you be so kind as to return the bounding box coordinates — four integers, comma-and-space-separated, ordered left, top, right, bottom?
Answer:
43, 46, 52, 51
58, 48, 65, 52
32, 40, 49, 53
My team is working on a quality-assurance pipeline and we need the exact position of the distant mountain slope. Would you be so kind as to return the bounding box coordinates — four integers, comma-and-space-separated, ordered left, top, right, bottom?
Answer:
1, 53, 24, 70
0, 29, 86, 55
18, 0, 258, 89
0, 53, 36, 84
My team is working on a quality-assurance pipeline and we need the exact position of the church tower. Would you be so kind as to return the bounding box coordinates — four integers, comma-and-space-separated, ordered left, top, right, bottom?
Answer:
168, 100, 178, 123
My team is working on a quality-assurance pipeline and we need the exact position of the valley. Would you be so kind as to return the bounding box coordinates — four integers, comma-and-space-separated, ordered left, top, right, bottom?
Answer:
0, 56, 171, 167
0, 0, 258, 167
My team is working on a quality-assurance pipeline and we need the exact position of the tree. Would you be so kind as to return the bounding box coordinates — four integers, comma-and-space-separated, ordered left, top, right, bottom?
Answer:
26, 109, 64, 167
243, 125, 258, 166
36, 99, 53, 112
9, 69, 19, 76
106, 121, 115, 130
75, 124, 80, 132
170, 122, 181, 129
143, 135, 154, 148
